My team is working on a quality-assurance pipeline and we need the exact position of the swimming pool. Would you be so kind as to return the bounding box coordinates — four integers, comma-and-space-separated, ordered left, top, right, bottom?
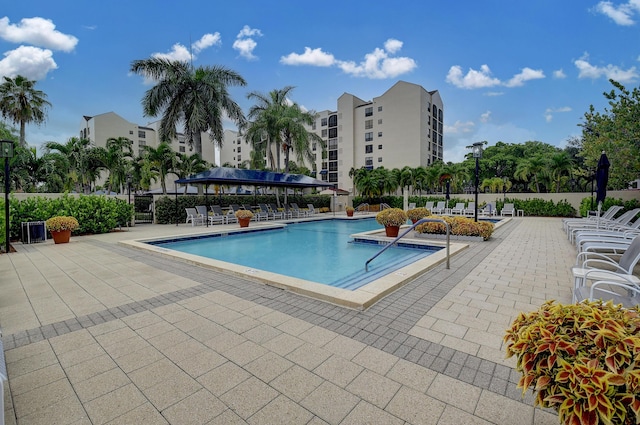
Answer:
149, 219, 440, 290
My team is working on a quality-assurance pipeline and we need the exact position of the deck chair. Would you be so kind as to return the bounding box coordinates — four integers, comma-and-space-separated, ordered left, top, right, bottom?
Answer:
480, 203, 496, 216
407, 202, 416, 210
307, 204, 319, 215
464, 202, 475, 216
245, 204, 267, 221
572, 235, 640, 302
425, 201, 434, 212
185, 207, 205, 226
562, 205, 623, 232
289, 203, 308, 218
451, 203, 465, 215
501, 203, 515, 217
432, 201, 446, 215
196, 205, 224, 225
270, 204, 286, 219
568, 209, 640, 243
575, 279, 640, 309
211, 205, 236, 224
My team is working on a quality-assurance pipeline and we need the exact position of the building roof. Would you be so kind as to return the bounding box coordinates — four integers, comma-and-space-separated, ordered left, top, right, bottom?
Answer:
175, 167, 335, 189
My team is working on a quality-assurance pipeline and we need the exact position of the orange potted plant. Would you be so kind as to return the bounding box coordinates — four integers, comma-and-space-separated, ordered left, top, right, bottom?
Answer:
346, 206, 355, 217
45, 216, 79, 244
375, 208, 407, 237
235, 209, 254, 228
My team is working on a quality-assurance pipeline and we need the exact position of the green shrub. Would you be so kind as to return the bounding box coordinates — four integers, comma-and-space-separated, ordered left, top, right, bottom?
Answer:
579, 196, 640, 217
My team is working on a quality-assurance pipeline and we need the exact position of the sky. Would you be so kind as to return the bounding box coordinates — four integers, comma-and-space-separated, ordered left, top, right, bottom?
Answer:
1, 1, 639, 163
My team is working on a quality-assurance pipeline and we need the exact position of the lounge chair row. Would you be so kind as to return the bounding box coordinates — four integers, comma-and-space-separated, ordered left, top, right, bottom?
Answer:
185, 203, 320, 226
417, 201, 513, 217
564, 205, 640, 308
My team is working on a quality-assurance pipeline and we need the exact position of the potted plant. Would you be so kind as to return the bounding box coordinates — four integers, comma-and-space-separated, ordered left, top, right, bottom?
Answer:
504, 300, 640, 425
375, 208, 407, 237
346, 206, 355, 217
45, 216, 79, 244
235, 209, 254, 228
407, 207, 431, 224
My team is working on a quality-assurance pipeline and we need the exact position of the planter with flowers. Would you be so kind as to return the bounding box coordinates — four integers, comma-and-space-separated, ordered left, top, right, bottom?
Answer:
235, 209, 254, 228
407, 207, 431, 224
504, 300, 640, 425
45, 216, 79, 244
375, 208, 407, 237
346, 206, 355, 217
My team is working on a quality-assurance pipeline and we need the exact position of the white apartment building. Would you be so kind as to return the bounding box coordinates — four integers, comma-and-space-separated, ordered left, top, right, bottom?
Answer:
79, 112, 217, 191
220, 81, 444, 193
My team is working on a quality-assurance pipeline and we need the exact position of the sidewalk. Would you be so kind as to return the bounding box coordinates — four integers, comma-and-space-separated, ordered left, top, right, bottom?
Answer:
0, 217, 575, 424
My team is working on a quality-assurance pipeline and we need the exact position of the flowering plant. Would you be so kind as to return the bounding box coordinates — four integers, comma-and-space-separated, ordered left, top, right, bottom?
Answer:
346, 206, 355, 213
504, 300, 640, 425
234, 209, 254, 220
407, 207, 431, 222
375, 208, 407, 227
415, 216, 493, 240
45, 216, 79, 232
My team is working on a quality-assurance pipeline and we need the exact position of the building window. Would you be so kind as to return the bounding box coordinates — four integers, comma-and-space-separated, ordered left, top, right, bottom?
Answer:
378, 106, 382, 112
365, 145, 373, 153
312, 122, 316, 130
329, 173, 338, 183
378, 132, 382, 137
237, 155, 241, 161
138, 130, 146, 138
329, 150, 338, 161
329, 162, 338, 171
321, 118, 328, 126
378, 144, 383, 150
237, 139, 242, 144
129, 130, 134, 135
237, 146, 241, 153
312, 142, 316, 151
365, 156, 373, 166
328, 128, 337, 138
378, 157, 383, 163
433, 106, 438, 117
365, 120, 373, 129
138, 140, 146, 146
365, 132, 373, 142
378, 119, 382, 125
365, 107, 373, 116
328, 114, 337, 127
179, 146, 185, 153
233, 148, 235, 152
328, 138, 338, 150
321, 129, 328, 137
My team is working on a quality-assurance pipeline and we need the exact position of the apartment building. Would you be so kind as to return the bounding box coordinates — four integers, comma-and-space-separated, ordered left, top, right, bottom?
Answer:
220, 81, 444, 193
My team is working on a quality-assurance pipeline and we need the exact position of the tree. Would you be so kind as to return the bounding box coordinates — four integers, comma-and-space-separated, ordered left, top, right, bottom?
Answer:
130, 58, 247, 155
0, 75, 51, 147
549, 152, 574, 192
514, 155, 547, 192
44, 137, 102, 193
174, 152, 209, 193
101, 137, 133, 193
579, 79, 640, 189
141, 142, 177, 195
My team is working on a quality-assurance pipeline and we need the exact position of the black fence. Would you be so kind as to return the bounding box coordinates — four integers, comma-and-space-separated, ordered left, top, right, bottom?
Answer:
133, 195, 154, 224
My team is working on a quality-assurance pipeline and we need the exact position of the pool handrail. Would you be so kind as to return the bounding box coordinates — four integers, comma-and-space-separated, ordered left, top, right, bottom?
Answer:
355, 203, 369, 212
365, 218, 450, 272
380, 203, 391, 210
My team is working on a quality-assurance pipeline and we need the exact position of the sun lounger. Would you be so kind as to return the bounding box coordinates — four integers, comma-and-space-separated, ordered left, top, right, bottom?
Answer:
185, 207, 205, 226
432, 201, 446, 215
451, 203, 465, 215
562, 205, 623, 232
289, 203, 308, 218
211, 205, 237, 224
501, 203, 515, 217
567, 209, 640, 243
307, 204, 319, 215
464, 202, 476, 216
425, 201, 434, 212
480, 203, 496, 216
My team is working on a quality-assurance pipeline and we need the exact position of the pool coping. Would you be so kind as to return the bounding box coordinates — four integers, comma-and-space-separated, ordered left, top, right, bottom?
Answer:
119, 222, 469, 310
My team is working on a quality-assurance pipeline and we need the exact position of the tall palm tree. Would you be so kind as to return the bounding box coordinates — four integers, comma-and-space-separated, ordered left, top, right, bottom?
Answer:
0, 75, 51, 147
549, 152, 574, 192
174, 152, 209, 193
141, 142, 177, 194
44, 137, 99, 193
130, 58, 247, 155
101, 137, 133, 193
514, 155, 547, 193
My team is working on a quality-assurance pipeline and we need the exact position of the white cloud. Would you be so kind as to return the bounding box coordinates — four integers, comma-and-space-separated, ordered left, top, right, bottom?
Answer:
447, 64, 545, 89
445, 64, 501, 89
281, 47, 335, 66
152, 33, 220, 62
233, 25, 262, 60
504, 67, 545, 87
574, 53, 638, 82
0, 16, 78, 52
281, 38, 416, 79
553, 69, 566, 79
480, 111, 492, 123
443, 120, 475, 134
0, 45, 57, 80
593, 1, 639, 25
484, 91, 504, 96
544, 106, 572, 122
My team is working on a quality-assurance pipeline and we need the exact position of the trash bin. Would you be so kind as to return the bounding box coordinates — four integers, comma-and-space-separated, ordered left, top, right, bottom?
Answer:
21, 221, 47, 244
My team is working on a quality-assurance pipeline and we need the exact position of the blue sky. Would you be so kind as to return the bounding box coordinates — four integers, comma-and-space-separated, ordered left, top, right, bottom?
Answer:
1, 1, 639, 163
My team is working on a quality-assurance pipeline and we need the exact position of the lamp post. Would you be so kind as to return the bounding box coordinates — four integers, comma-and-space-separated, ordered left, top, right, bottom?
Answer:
471, 142, 483, 222
502, 177, 508, 202
1, 140, 14, 254
126, 174, 132, 204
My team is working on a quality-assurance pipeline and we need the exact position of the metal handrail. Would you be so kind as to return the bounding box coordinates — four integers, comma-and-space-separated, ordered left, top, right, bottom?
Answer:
365, 218, 450, 272
355, 203, 369, 212
380, 203, 391, 210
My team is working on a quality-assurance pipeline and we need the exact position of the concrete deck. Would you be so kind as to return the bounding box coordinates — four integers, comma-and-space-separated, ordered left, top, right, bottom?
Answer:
0, 216, 575, 424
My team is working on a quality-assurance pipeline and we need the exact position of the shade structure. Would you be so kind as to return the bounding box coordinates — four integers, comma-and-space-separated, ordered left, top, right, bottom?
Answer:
175, 167, 335, 189
595, 151, 610, 205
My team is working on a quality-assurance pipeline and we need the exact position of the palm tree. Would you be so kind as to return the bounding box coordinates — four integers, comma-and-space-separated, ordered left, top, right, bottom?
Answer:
101, 137, 133, 193
44, 137, 99, 193
130, 58, 247, 155
549, 152, 574, 192
141, 142, 177, 194
514, 156, 547, 192
0, 75, 51, 147
174, 152, 209, 193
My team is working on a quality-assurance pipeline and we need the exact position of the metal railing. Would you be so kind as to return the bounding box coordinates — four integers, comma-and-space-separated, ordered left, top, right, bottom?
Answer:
380, 203, 391, 210
355, 203, 369, 212
365, 218, 450, 272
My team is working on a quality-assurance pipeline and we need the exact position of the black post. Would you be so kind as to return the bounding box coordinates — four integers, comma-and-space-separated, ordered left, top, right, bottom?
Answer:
4, 156, 9, 254
590, 173, 595, 212
474, 156, 479, 222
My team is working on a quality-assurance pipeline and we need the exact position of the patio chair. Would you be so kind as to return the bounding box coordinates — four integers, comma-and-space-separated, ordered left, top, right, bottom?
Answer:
568, 209, 640, 243
562, 205, 623, 232
480, 203, 496, 216
270, 203, 286, 219
464, 202, 476, 216
185, 207, 205, 226
432, 201, 446, 215
425, 201, 434, 212
501, 203, 515, 217
289, 203, 308, 218
211, 205, 237, 224
451, 203, 465, 215
196, 205, 224, 225
307, 204, 319, 215
574, 279, 640, 309
407, 202, 416, 210
244, 204, 267, 221
571, 235, 640, 302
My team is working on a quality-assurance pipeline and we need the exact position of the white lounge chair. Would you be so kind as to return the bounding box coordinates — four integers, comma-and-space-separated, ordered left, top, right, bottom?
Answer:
562, 205, 623, 232
211, 205, 237, 224
432, 201, 446, 215
501, 203, 515, 217
451, 203, 465, 215
574, 279, 640, 309
480, 203, 496, 216
425, 201, 434, 212
464, 202, 476, 216
307, 204, 319, 215
407, 202, 416, 210
185, 207, 205, 226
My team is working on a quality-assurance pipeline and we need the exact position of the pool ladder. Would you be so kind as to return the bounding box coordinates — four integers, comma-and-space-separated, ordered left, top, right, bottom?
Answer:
365, 218, 450, 272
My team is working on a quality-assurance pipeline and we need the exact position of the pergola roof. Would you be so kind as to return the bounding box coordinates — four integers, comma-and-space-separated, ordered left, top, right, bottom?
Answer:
175, 167, 335, 189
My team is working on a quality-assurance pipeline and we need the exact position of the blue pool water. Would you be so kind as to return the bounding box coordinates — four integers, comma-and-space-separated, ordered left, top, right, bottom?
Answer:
151, 219, 440, 290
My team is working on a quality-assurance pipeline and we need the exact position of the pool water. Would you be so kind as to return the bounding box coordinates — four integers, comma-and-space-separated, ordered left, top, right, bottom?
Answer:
152, 219, 440, 290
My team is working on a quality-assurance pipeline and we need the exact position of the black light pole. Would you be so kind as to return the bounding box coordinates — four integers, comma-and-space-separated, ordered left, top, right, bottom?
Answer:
1, 140, 14, 254
126, 174, 132, 204
471, 142, 483, 222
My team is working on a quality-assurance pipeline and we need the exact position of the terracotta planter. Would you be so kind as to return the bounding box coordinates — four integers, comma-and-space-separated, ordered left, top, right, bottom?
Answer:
385, 225, 400, 237
238, 217, 251, 228
411, 219, 418, 224
51, 230, 71, 244
346, 210, 354, 217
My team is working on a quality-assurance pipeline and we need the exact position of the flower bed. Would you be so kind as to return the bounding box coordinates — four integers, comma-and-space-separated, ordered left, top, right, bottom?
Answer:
414, 216, 493, 240
375, 208, 407, 227
407, 207, 431, 222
